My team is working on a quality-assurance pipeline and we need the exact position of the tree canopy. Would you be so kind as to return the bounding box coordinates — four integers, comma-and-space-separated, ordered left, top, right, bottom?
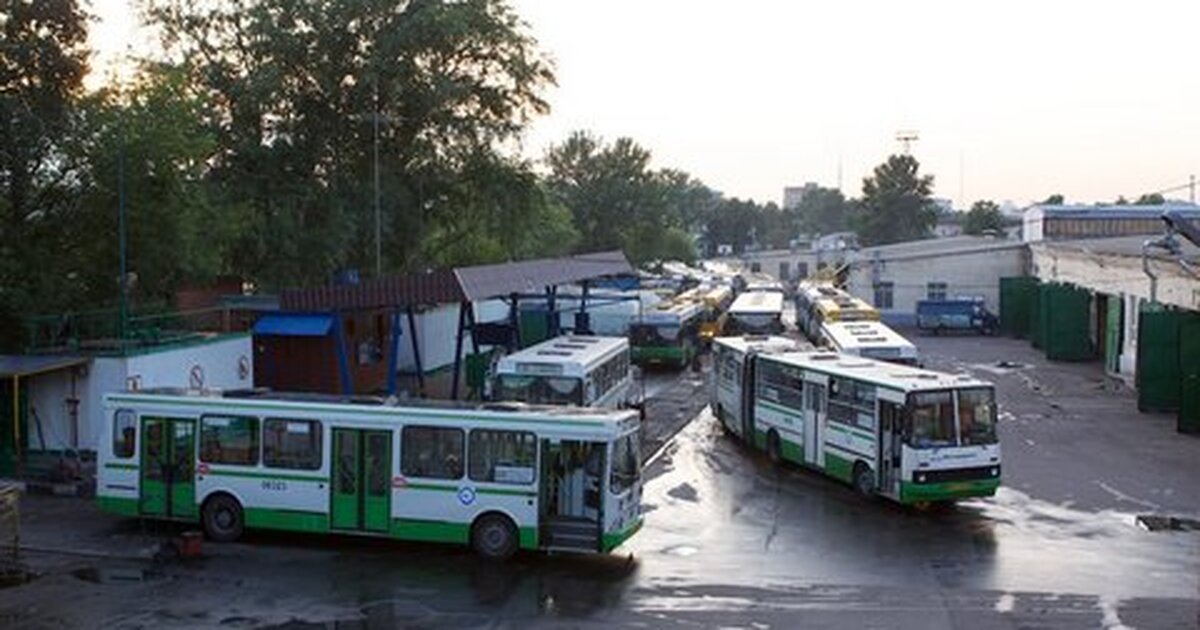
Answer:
854, 154, 937, 246
963, 200, 1005, 236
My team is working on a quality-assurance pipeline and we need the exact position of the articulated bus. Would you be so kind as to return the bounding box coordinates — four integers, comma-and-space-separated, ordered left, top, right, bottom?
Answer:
629, 299, 705, 369
820, 320, 920, 366
493, 335, 637, 409
712, 337, 1000, 505
795, 281, 880, 342
727, 291, 786, 335
98, 389, 643, 559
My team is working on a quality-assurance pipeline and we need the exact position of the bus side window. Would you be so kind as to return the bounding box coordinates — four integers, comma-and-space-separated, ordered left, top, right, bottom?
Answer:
113, 409, 136, 458
401, 426, 464, 480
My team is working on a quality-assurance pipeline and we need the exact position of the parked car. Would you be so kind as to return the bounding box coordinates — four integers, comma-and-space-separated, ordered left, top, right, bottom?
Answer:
916, 298, 998, 335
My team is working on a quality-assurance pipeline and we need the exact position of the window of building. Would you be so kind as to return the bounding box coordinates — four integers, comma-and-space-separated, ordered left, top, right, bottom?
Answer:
113, 409, 137, 458
263, 418, 322, 470
469, 429, 536, 484
927, 282, 948, 301
750, 262, 762, 272
401, 426, 464, 479
797, 262, 809, 279
873, 282, 894, 309
779, 261, 790, 280
200, 415, 259, 465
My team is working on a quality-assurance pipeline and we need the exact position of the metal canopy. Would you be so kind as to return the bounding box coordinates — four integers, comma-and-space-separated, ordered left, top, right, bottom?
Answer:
0, 355, 88, 379
252, 313, 334, 337
454, 250, 633, 302
278, 251, 632, 310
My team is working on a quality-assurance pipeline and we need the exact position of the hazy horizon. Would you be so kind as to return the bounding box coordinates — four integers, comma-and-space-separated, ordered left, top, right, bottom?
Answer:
87, 0, 1200, 209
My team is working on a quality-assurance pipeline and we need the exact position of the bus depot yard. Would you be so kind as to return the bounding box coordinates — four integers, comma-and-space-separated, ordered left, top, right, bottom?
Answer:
0, 331, 1197, 628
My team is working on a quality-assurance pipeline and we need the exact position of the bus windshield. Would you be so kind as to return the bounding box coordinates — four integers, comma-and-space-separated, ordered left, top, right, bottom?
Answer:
630, 323, 682, 347
496, 375, 583, 406
609, 432, 640, 494
906, 391, 957, 448
958, 387, 997, 445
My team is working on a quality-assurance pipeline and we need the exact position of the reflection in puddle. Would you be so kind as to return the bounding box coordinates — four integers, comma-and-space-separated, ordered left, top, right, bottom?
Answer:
72, 566, 160, 584
661, 544, 699, 557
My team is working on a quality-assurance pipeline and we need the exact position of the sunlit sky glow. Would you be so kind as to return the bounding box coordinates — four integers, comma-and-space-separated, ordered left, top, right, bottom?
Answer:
89, 0, 1200, 208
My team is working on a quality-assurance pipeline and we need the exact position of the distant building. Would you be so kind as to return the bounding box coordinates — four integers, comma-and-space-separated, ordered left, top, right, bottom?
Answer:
1022, 204, 1200, 242
782, 182, 820, 210
934, 213, 963, 238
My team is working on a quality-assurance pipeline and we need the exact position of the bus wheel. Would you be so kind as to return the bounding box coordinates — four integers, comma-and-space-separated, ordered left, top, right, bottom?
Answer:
472, 513, 518, 560
767, 430, 782, 464
202, 494, 244, 542
852, 462, 876, 497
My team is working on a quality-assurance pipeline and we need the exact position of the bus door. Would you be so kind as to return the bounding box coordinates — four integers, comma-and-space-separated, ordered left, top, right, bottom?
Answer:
878, 401, 903, 497
140, 417, 197, 519
331, 429, 392, 533
740, 355, 757, 442
804, 377, 827, 468
540, 439, 604, 551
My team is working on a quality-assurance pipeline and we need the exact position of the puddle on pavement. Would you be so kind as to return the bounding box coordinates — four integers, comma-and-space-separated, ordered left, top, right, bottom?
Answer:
0, 563, 35, 588
1135, 514, 1200, 532
72, 566, 161, 584
661, 544, 699, 557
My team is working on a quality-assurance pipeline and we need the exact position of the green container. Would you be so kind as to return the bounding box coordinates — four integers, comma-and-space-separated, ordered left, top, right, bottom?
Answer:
1178, 313, 1200, 433
1043, 283, 1095, 362
1137, 303, 1181, 413
1029, 280, 1044, 349
999, 276, 1037, 338
517, 309, 550, 349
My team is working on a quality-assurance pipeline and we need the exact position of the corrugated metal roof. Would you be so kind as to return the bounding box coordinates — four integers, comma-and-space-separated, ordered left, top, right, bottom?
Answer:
454, 250, 632, 302
277, 251, 633, 310
0, 355, 89, 379
252, 313, 334, 337
280, 268, 464, 311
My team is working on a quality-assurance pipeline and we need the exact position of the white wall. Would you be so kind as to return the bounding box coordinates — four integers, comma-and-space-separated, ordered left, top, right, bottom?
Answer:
846, 246, 1027, 325
27, 335, 253, 453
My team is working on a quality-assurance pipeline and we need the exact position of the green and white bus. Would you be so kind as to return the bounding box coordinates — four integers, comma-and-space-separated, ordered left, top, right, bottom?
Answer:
629, 298, 704, 369
712, 337, 1000, 505
820, 320, 920, 366
97, 389, 643, 559
493, 335, 637, 409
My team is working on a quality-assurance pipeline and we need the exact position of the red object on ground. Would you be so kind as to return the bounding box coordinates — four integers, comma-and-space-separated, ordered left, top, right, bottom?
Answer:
178, 531, 203, 558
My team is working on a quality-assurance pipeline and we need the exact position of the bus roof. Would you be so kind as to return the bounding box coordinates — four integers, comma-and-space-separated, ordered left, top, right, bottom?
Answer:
713, 335, 807, 355
759, 351, 990, 393
104, 388, 639, 436
496, 335, 628, 376
729, 291, 784, 315
638, 299, 704, 325
820, 321, 916, 353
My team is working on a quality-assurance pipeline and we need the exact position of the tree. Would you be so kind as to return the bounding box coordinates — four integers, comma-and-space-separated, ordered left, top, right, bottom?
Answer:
794, 186, 851, 236
854, 154, 937, 246
0, 0, 91, 347
963, 200, 1006, 236
1042, 194, 1064, 205
144, 0, 556, 286
1134, 193, 1165, 205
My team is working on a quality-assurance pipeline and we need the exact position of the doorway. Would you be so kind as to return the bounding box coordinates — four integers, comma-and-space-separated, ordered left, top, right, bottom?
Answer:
140, 417, 197, 519
331, 429, 392, 532
540, 440, 605, 551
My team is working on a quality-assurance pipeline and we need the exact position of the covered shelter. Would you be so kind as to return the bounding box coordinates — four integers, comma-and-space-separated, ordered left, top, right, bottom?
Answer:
268, 251, 635, 399
0, 355, 90, 475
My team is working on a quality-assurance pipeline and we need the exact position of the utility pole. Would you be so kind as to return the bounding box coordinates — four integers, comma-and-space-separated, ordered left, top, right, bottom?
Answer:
1190, 174, 1195, 205
118, 116, 128, 350
373, 83, 382, 277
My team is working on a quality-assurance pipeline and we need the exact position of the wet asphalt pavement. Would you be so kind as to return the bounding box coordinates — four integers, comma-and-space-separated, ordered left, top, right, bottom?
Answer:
1, 332, 1199, 628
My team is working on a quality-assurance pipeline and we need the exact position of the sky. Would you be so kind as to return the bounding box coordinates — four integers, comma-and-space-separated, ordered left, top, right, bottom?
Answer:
88, 0, 1200, 209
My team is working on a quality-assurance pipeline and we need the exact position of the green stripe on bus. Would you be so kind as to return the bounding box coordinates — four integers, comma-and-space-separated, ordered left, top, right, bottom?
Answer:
104, 462, 139, 471
203, 469, 329, 483
823, 452, 854, 482
390, 518, 470, 544
900, 478, 1000, 504
601, 516, 643, 552
757, 399, 803, 419
245, 508, 330, 533
401, 483, 536, 498
106, 395, 608, 428
826, 423, 874, 442
97, 495, 139, 517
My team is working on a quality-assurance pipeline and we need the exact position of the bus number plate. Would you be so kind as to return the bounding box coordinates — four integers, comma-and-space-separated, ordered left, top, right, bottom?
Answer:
261, 480, 287, 491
